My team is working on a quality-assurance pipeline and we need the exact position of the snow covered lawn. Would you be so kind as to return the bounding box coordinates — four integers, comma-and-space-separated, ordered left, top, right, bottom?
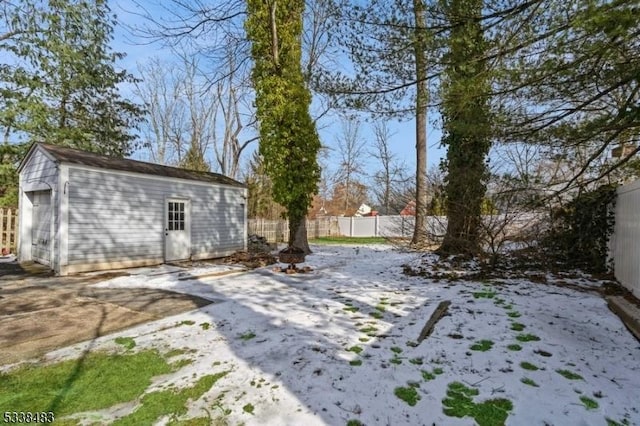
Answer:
40, 245, 640, 425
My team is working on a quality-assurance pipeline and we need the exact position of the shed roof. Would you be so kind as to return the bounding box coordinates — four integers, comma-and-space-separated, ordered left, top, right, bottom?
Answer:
22, 143, 246, 188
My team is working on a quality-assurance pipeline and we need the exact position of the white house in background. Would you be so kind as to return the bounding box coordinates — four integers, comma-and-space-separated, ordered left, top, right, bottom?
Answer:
17, 143, 247, 275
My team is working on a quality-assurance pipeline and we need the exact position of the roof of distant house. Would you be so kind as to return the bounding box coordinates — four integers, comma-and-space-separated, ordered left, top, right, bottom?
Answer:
21, 143, 245, 188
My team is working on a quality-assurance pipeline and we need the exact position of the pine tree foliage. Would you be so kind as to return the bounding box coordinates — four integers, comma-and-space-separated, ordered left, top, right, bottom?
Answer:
0, 143, 28, 207
491, 0, 640, 192
0, 0, 143, 155
245, 0, 322, 250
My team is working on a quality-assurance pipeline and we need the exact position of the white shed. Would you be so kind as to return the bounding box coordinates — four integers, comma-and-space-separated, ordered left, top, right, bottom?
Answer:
17, 143, 247, 275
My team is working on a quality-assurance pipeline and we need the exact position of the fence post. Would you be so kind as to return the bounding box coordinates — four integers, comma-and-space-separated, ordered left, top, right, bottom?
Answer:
375, 215, 379, 237
0, 208, 4, 250
7, 209, 12, 250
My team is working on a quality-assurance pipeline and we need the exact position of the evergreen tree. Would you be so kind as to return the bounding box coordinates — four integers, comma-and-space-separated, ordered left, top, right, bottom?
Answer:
245, 0, 322, 253
0, 0, 142, 207
0, 0, 143, 155
0, 143, 28, 208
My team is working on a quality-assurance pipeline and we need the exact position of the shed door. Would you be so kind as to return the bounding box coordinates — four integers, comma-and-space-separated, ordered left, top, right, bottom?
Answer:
165, 199, 190, 261
32, 190, 52, 265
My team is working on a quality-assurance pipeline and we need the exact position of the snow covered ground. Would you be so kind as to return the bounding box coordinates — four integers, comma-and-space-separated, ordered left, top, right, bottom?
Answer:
40, 245, 640, 425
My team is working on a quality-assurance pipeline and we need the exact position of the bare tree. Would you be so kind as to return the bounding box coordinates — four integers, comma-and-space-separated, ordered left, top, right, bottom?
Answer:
369, 121, 411, 214
334, 116, 367, 215
135, 57, 187, 165
209, 44, 258, 179
135, 52, 257, 176
135, 56, 216, 169
126, 0, 338, 178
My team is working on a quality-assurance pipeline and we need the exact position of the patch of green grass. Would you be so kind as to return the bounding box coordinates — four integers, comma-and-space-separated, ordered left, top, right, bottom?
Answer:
606, 418, 631, 426
390, 346, 403, 354
507, 311, 521, 318
510, 323, 526, 331
349, 359, 363, 366
494, 298, 505, 305
165, 349, 188, 358
442, 382, 513, 426
346, 420, 364, 426
112, 371, 229, 425
369, 311, 384, 319
409, 358, 423, 365
242, 403, 255, 415
170, 358, 193, 369
394, 386, 421, 406
579, 396, 598, 410
239, 331, 256, 341
179, 320, 196, 326
520, 361, 539, 371
421, 370, 436, 381
358, 337, 370, 343
556, 369, 583, 380
515, 333, 540, 342
0, 350, 172, 417
309, 236, 387, 245
113, 372, 229, 425
390, 357, 402, 365
520, 377, 539, 387
343, 306, 359, 313
470, 340, 494, 352
359, 326, 378, 336
473, 290, 496, 299
507, 344, 522, 351
115, 336, 136, 350
433, 367, 444, 375
375, 304, 386, 312
348, 346, 363, 354
170, 416, 213, 426
502, 304, 513, 310
199, 322, 211, 330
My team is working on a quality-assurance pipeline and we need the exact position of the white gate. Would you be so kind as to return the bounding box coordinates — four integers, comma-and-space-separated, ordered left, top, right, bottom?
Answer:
31, 190, 52, 265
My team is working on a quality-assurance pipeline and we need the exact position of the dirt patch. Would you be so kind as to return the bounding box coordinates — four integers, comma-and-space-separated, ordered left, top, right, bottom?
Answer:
0, 264, 213, 366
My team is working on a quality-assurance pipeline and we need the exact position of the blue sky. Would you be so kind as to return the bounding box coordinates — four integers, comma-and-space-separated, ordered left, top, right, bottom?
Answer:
110, 0, 446, 183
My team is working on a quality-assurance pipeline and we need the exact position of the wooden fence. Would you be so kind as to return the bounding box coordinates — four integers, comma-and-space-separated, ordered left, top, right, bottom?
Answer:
248, 217, 339, 243
1, 208, 18, 253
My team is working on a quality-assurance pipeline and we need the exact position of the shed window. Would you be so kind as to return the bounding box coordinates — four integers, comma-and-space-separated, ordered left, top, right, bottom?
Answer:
168, 201, 185, 231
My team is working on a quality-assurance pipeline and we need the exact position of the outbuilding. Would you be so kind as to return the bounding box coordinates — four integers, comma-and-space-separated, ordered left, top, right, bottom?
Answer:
17, 143, 247, 275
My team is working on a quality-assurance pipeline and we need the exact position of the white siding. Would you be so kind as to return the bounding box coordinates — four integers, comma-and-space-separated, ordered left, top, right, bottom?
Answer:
18, 148, 59, 269
612, 179, 640, 298
66, 166, 245, 268
21, 149, 58, 188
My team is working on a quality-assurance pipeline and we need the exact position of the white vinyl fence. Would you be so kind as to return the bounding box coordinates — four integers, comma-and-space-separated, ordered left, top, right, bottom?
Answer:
248, 215, 448, 243
336, 216, 447, 239
610, 179, 640, 298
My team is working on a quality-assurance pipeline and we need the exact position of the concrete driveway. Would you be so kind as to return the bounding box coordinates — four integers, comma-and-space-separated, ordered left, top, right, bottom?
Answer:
0, 259, 212, 366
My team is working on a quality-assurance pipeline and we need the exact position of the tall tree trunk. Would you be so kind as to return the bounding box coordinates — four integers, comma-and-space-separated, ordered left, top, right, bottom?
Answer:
411, 0, 429, 246
439, 0, 490, 256
289, 215, 311, 254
